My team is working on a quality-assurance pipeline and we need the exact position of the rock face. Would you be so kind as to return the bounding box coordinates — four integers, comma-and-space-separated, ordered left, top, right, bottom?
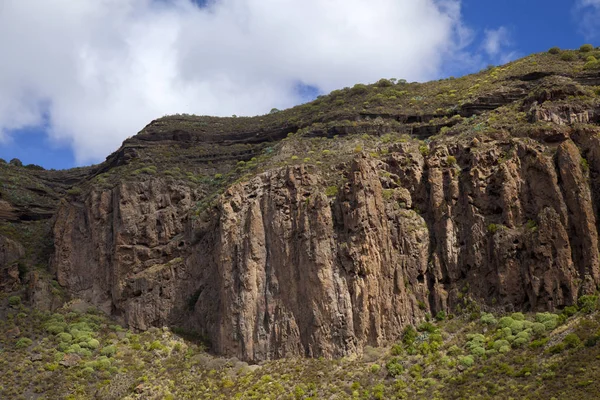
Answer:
51, 133, 600, 362
0, 235, 25, 291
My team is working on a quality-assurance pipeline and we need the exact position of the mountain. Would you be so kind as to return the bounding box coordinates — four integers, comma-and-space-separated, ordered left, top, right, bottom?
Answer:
1, 47, 600, 399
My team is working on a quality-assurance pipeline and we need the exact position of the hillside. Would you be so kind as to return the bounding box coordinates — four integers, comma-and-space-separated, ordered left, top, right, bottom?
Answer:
1, 46, 600, 398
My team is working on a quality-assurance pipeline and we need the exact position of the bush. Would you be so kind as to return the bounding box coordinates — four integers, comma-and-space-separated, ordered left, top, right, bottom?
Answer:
530, 338, 549, 348
402, 325, 417, 346
418, 322, 437, 333
350, 84, 368, 95
511, 312, 525, 321
470, 346, 486, 357
498, 345, 511, 354
435, 311, 447, 321
513, 337, 528, 347
87, 338, 100, 349
459, 355, 474, 368
480, 313, 497, 325
561, 52, 576, 61
532, 322, 546, 336
498, 317, 514, 329
9, 158, 23, 167
564, 333, 581, 349
580, 44, 594, 52
100, 345, 117, 357
376, 78, 393, 88
58, 333, 73, 343
8, 296, 21, 306
386, 358, 404, 377
446, 156, 457, 166
562, 305, 578, 317
536, 313, 559, 330
548, 47, 561, 54
16, 337, 33, 349
578, 295, 598, 314
549, 343, 565, 354
390, 343, 403, 356
493, 340, 510, 351
509, 320, 525, 334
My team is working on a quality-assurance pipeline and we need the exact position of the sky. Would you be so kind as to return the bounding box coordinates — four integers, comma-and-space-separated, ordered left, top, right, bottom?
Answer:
0, 0, 598, 170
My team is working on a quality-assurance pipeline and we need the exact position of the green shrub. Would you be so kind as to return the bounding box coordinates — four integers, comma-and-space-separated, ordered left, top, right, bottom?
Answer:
584, 59, 600, 70
100, 345, 117, 357
498, 317, 514, 328
390, 343, 403, 356
498, 345, 511, 354
530, 337, 549, 348
562, 305, 578, 317
46, 323, 66, 335
418, 322, 437, 333
578, 295, 598, 314
532, 322, 546, 336
8, 296, 21, 306
536, 313, 559, 330
470, 346, 486, 357
402, 325, 417, 346
487, 223, 498, 234
580, 44, 594, 52
445, 346, 460, 358
376, 78, 393, 87
564, 333, 581, 349
58, 333, 73, 343
446, 156, 457, 166
370, 364, 381, 374
15, 337, 33, 349
549, 343, 565, 354
419, 145, 429, 156
511, 312, 525, 321
513, 337, 528, 347
548, 47, 561, 54
87, 339, 100, 349
350, 84, 368, 95
386, 358, 404, 377
480, 313, 497, 325
493, 340, 510, 351
459, 355, 474, 367
561, 52, 576, 61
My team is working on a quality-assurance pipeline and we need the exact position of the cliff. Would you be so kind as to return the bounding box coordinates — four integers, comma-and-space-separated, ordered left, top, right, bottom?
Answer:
2, 49, 600, 362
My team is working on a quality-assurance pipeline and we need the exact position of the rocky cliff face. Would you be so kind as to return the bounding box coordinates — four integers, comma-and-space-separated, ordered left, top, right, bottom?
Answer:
4, 51, 600, 362
51, 132, 600, 362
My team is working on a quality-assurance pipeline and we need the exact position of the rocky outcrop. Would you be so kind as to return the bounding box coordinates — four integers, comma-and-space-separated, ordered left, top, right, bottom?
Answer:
51, 180, 199, 324
50, 133, 600, 362
0, 235, 25, 291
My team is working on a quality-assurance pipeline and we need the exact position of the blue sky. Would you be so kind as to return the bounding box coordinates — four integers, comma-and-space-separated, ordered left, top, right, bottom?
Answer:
0, 0, 598, 170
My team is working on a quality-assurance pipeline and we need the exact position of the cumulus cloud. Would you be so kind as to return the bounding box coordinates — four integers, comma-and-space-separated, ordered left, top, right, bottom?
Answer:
575, 0, 600, 39
0, 0, 471, 164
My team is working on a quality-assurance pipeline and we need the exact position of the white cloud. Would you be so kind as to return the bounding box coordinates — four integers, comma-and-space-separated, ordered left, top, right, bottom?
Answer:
0, 0, 471, 164
482, 26, 518, 65
576, 0, 600, 39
